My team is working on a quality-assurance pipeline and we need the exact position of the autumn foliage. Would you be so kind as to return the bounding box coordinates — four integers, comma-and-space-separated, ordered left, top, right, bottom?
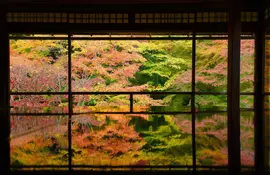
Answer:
9, 38, 256, 169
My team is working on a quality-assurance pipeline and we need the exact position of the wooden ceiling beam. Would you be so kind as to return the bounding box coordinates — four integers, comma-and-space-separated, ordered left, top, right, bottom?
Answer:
6, 1, 259, 12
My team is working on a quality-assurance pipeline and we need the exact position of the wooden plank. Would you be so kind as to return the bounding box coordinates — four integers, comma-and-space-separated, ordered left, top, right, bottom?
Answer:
6, 23, 257, 34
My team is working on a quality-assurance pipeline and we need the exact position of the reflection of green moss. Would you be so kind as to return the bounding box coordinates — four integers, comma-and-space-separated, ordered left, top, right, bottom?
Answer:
40, 147, 51, 153
132, 115, 192, 165
11, 159, 23, 166
102, 133, 124, 140
39, 49, 50, 57
105, 78, 117, 85
200, 159, 213, 166
102, 63, 109, 68
106, 116, 117, 125
24, 48, 31, 53
104, 47, 110, 52
61, 97, 68, 103
96, 52, 102, 57
20, 143, 35, 155
43, 107, 52, 113
78, 98, 97, 106
88, 98, 97, 106
114, 45, 123, 52
129, 117, 151, 132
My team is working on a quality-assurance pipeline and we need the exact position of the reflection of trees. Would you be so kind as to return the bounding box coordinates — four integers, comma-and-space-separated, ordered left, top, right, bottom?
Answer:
10, 116, 66, 139
9, 39, 257, 167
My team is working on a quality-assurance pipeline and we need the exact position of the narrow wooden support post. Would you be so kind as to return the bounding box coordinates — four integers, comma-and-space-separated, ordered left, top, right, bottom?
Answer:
68, 33, 72, 171
228, 0, 241, 174
0, 4, 10, 175
255, 1, 265, 174
191, 32, 196, 174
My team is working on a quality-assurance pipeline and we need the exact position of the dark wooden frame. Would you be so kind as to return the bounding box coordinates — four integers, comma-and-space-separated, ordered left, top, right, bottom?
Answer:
1, 1, 269, 175
0, 3, 11, 175
254, 1, 265, 174
227, 0, 241, 174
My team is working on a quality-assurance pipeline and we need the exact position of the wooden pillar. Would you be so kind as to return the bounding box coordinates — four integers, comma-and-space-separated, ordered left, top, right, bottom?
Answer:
0, 4, 10, 175
227, 0, 241, 174
255, 1, 265, 174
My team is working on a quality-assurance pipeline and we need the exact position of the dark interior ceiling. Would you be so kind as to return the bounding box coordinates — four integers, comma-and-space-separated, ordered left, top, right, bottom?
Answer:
4, 0, 260, 9
3, 0, 264, 14
6, 0, 223, 4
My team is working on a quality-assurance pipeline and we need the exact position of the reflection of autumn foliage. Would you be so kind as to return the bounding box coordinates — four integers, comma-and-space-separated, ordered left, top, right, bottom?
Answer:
11, 95, 68, 113
11, 135, 68, 166
72, 116, 144, 161
70, 114, 147, 165
10, 116, 69, 166
71, 94, 165, 114
9, 39, 256, 167
11, 116, 56, 136
196, 114, 228, 165
175, 113, 254, 166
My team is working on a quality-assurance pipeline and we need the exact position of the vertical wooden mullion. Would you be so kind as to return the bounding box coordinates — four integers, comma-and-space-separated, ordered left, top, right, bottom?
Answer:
255, 1, 265, 174
68, 33, 72, 172
265, 27, 270, 173
228, 0, 241, 174
192, 31, 196, 174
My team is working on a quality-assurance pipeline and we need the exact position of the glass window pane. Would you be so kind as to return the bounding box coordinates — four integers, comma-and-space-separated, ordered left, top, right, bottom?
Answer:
10, 116, 68, 167
196, 40, 228, 92
72, 114, 192, 167
240, 95, 254, 109
240, 111, 254, 167
240, 40, 255, 93
10, 39, 68, 92
10, 95, 68, 114
73, 94, 130, 113
133, 94, 191, 112
196, 113, 228, 166
195, 95, 227, 112
71, 40, 192, 92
